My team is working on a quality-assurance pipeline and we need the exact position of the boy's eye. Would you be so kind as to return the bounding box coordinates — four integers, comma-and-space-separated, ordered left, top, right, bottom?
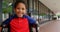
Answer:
22, 8, 25, 10
17, 8, 25, 10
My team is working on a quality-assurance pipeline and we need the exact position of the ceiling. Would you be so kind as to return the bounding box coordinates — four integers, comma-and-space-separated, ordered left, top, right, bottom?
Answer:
39, 0, 60, 14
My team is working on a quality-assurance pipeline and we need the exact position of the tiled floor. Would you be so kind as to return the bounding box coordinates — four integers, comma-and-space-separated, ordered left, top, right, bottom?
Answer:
40, 20, 60, 32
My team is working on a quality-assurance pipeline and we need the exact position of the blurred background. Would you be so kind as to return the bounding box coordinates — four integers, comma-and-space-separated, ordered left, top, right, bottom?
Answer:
0, 0, 60, 32
0, 0, 54, 25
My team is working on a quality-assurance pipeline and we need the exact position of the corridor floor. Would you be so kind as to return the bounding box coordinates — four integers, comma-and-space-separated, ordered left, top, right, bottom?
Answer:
40, 20, 60, 32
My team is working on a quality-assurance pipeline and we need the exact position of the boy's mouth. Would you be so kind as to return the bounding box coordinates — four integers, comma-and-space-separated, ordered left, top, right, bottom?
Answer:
16, 14, 23, 17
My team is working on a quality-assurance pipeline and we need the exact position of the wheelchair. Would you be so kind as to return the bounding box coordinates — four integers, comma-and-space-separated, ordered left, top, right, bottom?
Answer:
1, 22, 39, 32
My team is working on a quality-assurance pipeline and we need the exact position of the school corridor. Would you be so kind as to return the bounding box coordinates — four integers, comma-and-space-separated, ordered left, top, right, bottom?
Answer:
0, 0, 60, 32
39, 0, 60, 32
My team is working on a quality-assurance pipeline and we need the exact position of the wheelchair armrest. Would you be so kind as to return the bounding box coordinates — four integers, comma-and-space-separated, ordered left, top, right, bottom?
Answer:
1, 24, 8, 32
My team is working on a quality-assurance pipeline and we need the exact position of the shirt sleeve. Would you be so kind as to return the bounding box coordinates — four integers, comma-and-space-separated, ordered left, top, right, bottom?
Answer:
1, 15, 15, 27
25, 15, 36, 24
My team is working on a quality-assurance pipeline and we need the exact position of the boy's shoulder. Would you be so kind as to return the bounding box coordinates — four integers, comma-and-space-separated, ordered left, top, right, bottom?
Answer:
23, 15, 36, 24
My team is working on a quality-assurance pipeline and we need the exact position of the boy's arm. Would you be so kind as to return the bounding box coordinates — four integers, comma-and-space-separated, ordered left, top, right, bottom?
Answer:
25, 15, 38, 32
0, 15, 15, 32
27, 16, 37, 27
1, 15, 16, 27
1, 16, 14, 27
0, 18, 10, 32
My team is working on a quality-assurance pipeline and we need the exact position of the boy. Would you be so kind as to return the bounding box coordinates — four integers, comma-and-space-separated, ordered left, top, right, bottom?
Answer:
0, 1, 36, 32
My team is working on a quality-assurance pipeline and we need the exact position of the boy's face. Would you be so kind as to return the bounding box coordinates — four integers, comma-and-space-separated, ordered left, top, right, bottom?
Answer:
14, 3, 26, 17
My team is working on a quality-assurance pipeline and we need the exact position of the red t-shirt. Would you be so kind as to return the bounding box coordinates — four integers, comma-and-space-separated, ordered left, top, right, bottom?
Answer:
10, 17, 30, 32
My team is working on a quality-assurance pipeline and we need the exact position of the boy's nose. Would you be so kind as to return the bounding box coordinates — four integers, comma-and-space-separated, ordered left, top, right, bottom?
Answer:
19, 9, 22, 12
